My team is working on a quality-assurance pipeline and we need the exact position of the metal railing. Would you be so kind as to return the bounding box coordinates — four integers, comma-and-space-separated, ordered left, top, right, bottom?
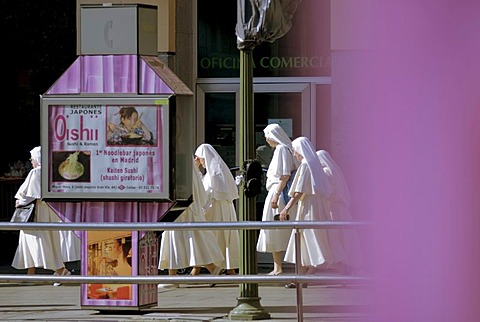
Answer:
0, 220, 372, 321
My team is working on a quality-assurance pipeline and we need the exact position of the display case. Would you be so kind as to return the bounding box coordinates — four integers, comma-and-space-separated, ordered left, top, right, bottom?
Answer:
40, 3, 193, 311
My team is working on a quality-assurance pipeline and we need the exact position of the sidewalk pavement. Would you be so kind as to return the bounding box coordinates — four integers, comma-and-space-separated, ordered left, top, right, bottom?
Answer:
0, 263, 372, 321
0, 279, 372, 321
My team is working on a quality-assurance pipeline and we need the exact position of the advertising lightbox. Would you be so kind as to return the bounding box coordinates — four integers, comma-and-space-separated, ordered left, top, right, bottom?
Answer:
40, 96, 175, 200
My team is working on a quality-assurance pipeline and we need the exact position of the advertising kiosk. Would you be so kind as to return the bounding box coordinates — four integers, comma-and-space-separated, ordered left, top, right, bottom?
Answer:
39, 4, 193, 310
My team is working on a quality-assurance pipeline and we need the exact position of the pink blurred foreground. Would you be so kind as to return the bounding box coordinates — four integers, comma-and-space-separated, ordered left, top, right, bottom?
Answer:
329, 1, 480, 321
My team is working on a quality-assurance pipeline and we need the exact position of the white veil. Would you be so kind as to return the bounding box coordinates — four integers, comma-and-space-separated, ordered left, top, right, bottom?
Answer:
291, 137, 331, 197
317, 150, 350, 207
194, 144, 239, 202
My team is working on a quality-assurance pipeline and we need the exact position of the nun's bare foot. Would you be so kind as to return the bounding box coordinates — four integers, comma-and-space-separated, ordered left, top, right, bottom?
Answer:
226, 269, 237, 275
267, 270, 283, 276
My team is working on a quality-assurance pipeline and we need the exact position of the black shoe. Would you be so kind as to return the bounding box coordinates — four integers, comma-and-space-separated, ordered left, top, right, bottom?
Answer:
285, 282, 296, 288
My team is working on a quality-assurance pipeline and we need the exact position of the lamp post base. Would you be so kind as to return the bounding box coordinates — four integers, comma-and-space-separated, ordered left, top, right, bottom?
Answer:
228, 297, 271, 320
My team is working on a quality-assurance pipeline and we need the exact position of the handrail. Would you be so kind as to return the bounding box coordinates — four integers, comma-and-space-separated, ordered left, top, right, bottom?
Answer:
0, 220, 371, 231
0, 273, 372, 285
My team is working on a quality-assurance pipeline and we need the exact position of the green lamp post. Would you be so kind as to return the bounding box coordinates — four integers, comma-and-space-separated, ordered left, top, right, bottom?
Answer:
228, 0, 302, 319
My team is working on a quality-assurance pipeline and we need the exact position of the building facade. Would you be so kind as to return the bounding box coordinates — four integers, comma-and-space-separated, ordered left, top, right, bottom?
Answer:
73, 0, 368, 219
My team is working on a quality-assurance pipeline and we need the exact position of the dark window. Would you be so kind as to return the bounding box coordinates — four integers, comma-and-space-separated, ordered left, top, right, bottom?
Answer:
197, 0, 331, 78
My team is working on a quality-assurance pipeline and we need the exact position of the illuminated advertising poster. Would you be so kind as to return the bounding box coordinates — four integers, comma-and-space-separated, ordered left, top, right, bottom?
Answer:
81, 230, 158, 307
40, 97, 172, 200
83, 231, 137, 306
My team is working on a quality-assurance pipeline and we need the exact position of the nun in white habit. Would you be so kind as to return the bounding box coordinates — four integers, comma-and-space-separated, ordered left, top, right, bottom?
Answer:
12, 146, 71, 281
158, 157, 225, 282
317, 149, 364, 272
256, 123, 298, 275
194, 143, 240, 274
280, 137, 346, 279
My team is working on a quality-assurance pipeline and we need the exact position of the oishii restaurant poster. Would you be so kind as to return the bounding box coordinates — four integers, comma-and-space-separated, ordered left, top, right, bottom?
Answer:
44, 102, 170, 199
